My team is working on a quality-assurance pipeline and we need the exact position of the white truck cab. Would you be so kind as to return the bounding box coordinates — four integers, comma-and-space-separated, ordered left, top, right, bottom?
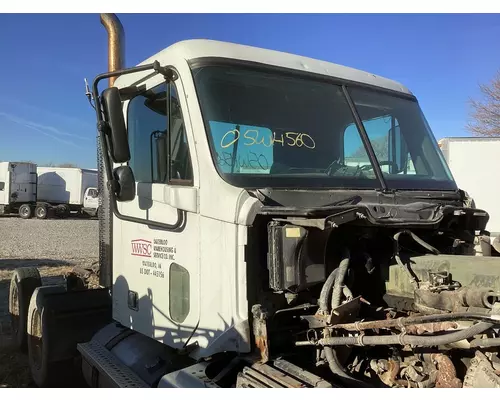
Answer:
104, 38, 439, 359
83, 187, 99, 216
0, 161, 37, 218
11, 14, 500, 390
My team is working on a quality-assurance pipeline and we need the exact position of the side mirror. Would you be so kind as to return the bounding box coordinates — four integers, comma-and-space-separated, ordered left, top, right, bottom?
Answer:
113, 166, 135, 202
102, 87, 130, 163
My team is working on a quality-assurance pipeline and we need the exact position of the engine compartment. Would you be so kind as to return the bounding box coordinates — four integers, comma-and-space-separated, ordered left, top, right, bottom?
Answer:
243, 198, 500, 388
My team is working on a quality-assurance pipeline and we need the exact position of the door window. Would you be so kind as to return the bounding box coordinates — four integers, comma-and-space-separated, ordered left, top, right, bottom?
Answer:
127, 82, 193, 185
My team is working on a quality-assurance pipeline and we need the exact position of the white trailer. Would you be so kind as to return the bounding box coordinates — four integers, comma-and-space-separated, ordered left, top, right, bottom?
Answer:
37, 167, 99, 217
0, 161, 37, 218
438, 137, 500, 240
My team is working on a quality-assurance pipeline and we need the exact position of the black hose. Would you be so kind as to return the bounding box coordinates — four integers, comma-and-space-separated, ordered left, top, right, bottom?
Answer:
318, 269, 338, 313
323, 346, 372, 388
393, 230, 439, 289
331, 249, 350, 310
296, 322, 493, 347
318, 249, 370, 387
469, 337, 500, 348
394, 230, 440, 255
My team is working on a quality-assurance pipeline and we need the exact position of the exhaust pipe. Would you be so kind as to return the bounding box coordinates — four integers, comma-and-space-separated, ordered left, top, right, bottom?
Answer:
97, 13, 125, 288
100, 13, 125, 87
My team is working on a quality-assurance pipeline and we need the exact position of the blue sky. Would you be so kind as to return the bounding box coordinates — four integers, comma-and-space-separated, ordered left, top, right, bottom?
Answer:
0, 13, 499, 169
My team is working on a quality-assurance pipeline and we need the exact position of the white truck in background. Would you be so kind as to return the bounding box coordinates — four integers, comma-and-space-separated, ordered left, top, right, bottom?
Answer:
37, 167, 99, 218
0, 162, 98, 219
0, 161, 37, 218
438, 136, 500, 251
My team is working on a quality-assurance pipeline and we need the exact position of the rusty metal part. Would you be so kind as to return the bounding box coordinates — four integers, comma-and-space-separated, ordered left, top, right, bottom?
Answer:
415, 287, 500, 313
463, 351, 500, 388
431, 354, 462, 388
379, 359, 400, 387
100, 13, 125, 87
236, 359, 333, 388
405, 321, 458, 335
251, 363, 305, 388
326, 296, 362, 325
251, 304, 269, 363
329, 311, 494, 333
273, 359, 332, 388
395, 379, 418, 388
401, 362, 426, 383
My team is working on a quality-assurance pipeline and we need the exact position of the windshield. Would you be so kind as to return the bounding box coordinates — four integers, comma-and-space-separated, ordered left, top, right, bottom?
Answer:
192, 64, 457, 191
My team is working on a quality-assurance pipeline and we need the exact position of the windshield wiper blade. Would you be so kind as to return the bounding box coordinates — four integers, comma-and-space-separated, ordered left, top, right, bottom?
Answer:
250, 188, 282, 206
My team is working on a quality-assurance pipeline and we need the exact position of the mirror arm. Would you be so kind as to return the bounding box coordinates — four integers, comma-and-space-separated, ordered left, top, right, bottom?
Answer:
92, 62, 185, 231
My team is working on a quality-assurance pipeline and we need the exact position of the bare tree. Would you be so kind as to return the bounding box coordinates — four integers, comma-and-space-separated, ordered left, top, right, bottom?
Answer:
39, 162, 78, 168
467, 70, 500, 137
352, 135, 389, 160
56, 163, 78, 168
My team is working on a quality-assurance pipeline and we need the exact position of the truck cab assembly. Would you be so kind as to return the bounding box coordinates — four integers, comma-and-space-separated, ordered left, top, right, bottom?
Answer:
8, 13, 500, 388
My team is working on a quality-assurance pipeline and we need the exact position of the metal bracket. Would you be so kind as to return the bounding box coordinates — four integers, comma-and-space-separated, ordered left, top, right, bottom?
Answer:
252, 304, 269, 363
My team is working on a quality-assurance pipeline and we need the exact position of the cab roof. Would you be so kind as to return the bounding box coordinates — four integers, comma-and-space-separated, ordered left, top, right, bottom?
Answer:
114, 39, 412, 95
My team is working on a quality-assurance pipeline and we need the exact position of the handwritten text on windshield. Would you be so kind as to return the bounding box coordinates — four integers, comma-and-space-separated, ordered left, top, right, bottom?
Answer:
220, 129, 316, 150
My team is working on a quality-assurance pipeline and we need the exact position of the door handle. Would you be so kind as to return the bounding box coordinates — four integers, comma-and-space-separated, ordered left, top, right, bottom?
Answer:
164, 186, 198, 213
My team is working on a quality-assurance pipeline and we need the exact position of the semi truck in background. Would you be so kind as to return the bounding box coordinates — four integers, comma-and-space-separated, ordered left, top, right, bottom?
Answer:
37, 167, 99, 218
0, 162, 98, 219
438, 137, 500, 253
0, 161, 37, 218
8, 13, 500, 389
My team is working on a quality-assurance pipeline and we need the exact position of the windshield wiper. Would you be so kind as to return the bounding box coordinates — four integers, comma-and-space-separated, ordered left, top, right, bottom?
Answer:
230, 124, 240, 173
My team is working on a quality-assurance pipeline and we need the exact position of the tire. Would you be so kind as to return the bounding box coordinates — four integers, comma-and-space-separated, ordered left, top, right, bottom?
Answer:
9, 267, 42, 351
27, 285, 81, 387
35, 205, 48, 219
57, 204, 71, 219
19, 204, 32, 219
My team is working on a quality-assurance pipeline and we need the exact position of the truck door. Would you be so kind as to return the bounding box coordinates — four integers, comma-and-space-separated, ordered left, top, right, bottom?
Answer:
83, 188, 99, 210
112, 76, 200, 349
10, 163, 37, 204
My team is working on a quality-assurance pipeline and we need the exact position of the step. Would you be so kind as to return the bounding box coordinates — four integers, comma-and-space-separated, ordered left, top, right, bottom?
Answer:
77, 340, 148, 388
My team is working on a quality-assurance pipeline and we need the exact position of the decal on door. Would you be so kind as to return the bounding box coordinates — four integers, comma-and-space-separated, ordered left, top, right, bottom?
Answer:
131, 239, 152, 257
140, 260, 164, 278
133, 238, 177, 279
152, 238, 176, 261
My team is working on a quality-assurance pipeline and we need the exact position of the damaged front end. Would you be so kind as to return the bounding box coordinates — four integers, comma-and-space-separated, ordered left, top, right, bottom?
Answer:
240, 189, 500, 388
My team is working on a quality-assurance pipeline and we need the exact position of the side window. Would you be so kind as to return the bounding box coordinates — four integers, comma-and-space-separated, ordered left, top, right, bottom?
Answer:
0, 182, 4, 191
127, 81, 193, 185
344, 116, 415, 175
344, 124, 372, 169
364, 115, 394, 173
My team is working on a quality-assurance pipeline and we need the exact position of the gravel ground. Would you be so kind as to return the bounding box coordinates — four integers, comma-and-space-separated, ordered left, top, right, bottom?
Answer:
0, 216, 98, 260
0, 216, 98, 387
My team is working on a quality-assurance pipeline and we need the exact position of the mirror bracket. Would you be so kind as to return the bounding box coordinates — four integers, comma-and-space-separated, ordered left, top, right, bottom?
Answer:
153, 61, 177, 81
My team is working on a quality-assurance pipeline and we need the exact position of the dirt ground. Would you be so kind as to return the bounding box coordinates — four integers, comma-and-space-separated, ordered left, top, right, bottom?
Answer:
0, 218, 98, 387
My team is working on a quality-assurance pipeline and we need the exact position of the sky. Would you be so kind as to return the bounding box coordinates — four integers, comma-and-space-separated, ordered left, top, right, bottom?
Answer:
0, 13, 499, 169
